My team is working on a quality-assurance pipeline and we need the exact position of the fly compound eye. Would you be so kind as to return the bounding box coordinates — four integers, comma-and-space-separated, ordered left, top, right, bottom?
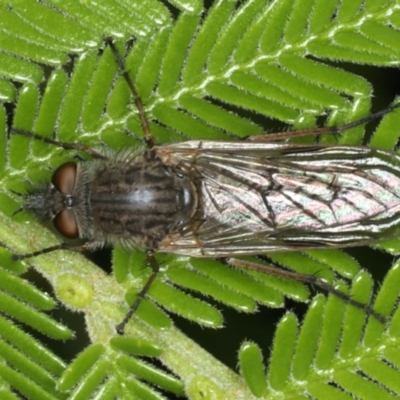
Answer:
54, 209, 79, 239
52, 162, 77, 194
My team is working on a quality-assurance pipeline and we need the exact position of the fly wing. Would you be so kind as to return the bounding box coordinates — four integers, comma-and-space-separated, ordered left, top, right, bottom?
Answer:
155, 141, 400, 257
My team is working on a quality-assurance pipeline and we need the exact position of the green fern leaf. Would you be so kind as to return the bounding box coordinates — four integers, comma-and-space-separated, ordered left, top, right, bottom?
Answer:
240, 268, 400, 398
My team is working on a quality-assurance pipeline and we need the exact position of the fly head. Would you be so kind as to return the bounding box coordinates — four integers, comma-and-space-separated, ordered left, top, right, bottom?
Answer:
22, 161, 92, 241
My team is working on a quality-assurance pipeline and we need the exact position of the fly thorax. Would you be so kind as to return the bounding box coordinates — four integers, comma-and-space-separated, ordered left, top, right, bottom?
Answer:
89, 157, 198, 249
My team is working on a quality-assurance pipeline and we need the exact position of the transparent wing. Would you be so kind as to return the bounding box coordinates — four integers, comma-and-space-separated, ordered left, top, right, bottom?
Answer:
155, 141, 400, 257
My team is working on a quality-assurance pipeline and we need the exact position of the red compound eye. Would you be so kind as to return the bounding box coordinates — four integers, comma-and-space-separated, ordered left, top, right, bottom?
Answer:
54, 209, 79, 239
52, 162, 77, 194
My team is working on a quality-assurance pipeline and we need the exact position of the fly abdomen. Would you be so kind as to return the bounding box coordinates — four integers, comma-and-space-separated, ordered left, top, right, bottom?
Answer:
87, 155, 197, 249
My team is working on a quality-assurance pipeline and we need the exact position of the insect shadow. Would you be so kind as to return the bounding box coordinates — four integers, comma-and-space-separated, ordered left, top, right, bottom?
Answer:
11, 38, 400, 334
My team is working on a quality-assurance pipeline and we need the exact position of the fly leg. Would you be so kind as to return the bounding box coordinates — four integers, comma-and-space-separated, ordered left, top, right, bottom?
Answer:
106, 38, 155, 149
11, 241, 103, 261
106, 39, 163, 333
248, 100, 400, 142
228, 258, 386, 323
10, 128, 108, 160
115, 250, 160, 335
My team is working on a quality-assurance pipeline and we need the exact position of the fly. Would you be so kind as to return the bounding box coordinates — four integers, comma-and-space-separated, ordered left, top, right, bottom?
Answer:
11, 39, 400, 334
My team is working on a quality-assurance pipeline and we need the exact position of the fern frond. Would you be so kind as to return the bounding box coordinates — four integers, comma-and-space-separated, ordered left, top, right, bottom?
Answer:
0, 251, 69, 399
240, 264, 400, 398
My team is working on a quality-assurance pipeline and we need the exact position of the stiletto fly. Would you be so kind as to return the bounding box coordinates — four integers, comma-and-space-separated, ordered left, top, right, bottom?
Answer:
11, 39, 400, 333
